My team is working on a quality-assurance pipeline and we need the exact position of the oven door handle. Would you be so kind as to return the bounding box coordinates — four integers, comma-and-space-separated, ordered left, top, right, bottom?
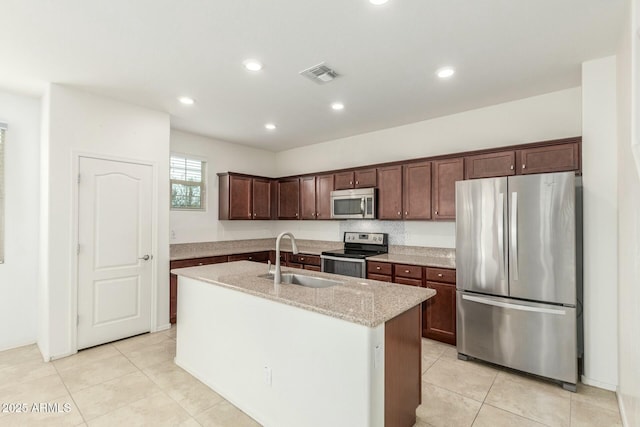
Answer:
321, 255, 366, 264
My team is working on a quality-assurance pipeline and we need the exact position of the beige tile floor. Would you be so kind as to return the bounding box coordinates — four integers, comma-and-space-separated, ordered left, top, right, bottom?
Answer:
0, 329, 622, 427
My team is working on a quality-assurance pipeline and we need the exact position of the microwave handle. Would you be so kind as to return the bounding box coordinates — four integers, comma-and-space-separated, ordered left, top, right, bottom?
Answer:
360, 197, 365, 214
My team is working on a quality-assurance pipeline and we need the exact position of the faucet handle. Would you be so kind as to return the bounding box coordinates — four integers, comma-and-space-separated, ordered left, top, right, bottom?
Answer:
267, 260, 272, 275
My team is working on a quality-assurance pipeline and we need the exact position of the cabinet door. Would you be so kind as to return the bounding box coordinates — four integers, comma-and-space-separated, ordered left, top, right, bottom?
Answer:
432, 158, 464, 220
355, 168, 377, 188
229, 175, 252, 220
423, 281, 456, 345
334, 171, 355, 190
170, 274, 177, 324
377, 166, 403, 220
252, 178, 272, 220
315, 174, 334, 220
300, 176, 317, 220
516, 142, 580, 175
465, 151, 515, 179
403, 162, 432, 219
277, 179, 300, 219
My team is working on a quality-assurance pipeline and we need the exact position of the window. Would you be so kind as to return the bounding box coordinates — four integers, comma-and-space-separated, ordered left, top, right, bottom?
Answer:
170, 154, 206, 210
0, 124, 5, 263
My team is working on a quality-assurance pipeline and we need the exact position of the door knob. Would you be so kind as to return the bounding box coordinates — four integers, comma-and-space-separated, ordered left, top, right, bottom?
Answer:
139, 255, 152, 261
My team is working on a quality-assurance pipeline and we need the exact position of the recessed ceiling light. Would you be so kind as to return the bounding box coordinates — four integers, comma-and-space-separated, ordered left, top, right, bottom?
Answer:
178, 96, 195, 105
436, 67, 455, 79
243, 59, 263, 71
369, 0, 389, 5
331, 102, 345, 111
265, 123, 277, 130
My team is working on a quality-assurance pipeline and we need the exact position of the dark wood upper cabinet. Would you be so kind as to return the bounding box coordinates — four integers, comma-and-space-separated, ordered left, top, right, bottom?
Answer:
355, 168, 377, 188
315, 174, 334, 220
277, 178, 300, 219
377, 165, 403, 220
432, 158, 464, 220
334, 168, 376, 190
465, 151, 515, 179
219, 173, 273, 220
300, 176, 317, 220
403, 161, 432, 220
334, 171, 355, 190
252, 178, 272, 220
516, 142, 580, 175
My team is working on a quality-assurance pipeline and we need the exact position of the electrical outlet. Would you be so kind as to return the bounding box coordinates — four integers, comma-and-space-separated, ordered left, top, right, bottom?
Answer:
263, 366, 272, 386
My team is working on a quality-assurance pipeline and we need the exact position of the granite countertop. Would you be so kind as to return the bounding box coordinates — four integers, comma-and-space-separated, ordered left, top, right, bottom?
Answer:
172, 261, 435, 328
366, 253, 456, 269
170, 238, 342, 261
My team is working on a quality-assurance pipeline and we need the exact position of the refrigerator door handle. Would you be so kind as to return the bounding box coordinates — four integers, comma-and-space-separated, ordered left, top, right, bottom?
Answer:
462, 294, 567, 315
510, 191, 519, 280
497, 192, 506, 280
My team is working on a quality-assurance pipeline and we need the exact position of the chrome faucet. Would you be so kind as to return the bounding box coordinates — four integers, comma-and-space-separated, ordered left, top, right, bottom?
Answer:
274, 231, 299, 285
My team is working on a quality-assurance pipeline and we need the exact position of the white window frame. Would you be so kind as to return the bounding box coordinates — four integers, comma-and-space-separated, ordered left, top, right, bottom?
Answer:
170, 152, 207, 211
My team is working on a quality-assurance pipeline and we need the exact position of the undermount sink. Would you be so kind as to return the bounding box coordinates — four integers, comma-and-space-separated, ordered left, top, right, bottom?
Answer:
258, 273, 341, 288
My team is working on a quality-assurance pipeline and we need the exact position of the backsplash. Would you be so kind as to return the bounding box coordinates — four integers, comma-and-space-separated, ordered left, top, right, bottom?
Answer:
339, 220, 406, 245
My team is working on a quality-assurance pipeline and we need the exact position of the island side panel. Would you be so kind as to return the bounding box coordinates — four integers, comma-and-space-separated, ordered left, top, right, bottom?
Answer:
175, 276, 385, 427
384, 305, 421, 427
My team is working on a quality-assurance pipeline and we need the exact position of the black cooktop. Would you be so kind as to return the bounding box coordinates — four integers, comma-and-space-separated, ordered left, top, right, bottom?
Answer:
321, 249, 386, 259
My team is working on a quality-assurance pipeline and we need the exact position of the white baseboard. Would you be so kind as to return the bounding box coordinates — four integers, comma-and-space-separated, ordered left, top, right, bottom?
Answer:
0, 340, 37, 353
154, 323, 172, 332
617, 392, 629, 427
581, 374, 618, 391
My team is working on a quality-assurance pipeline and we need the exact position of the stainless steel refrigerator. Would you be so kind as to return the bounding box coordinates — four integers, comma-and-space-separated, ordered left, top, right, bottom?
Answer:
455, 171, 581, 391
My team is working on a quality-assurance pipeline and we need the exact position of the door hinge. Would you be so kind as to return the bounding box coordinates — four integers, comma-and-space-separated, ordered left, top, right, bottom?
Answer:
77, 174, 81, 184
77, 244, 80, 255
77, 315, 79, 326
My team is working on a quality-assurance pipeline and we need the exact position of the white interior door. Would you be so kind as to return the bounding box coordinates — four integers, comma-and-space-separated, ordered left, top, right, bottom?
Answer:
77, 157, 153, 350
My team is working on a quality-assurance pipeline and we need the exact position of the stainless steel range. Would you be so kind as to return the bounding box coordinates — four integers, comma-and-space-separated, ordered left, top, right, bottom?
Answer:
321, 232, 388, 278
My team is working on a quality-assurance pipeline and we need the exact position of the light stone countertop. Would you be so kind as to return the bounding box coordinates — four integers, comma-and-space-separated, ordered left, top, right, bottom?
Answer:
170, 238, 342, 261
366, 253, 456, 269
171, 261, 435, 328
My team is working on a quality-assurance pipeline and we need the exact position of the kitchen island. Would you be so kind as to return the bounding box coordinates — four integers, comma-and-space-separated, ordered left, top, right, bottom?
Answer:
171, 261, 434, 427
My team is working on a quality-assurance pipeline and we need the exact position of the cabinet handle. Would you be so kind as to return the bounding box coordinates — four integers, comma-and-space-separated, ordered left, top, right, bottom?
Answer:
300, 257, 304, 261
405, 270, 410, 273
317, 213, 320, 217
350, 181, 353, 185
249, 256, 253, 260
405, 211, 408, 215
355, 180, 359, 185
376, 266, 381, 270
522, 164, 526, 169
438, 273, 443, 277
435, 210, 438, 215
295, 212, 298, 217
397, 211, 401, 216
510, 165, 514, 170
198, 263, 204, 266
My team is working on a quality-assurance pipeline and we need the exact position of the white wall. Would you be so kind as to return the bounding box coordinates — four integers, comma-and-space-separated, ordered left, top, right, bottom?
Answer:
39, 84, 170, 360
272, 88, 581, 247
276, 88, 582, 176
170, 129, 277, 243
617, 0, 640, 424
0, 91, 40, 352
581, 57, 619, 390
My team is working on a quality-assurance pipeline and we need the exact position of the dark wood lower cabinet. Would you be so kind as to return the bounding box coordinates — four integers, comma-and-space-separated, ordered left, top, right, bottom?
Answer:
423, 267, 457, 345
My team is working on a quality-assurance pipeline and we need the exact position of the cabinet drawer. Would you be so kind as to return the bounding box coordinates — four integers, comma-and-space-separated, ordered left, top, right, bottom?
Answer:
228, 251, 270, 263
170, 255, 228, 269
290, 254, 321, 266
426, 268, 456, 284
395, 277, 423, 287
394, 264, 424, 280
287, 262, 303, 269
368, 261, 392, 275
303, 265, 321, 272
368, 273, 393, 282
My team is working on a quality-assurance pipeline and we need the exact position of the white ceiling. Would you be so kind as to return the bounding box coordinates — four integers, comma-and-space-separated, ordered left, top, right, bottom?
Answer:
0, 0, 626, 151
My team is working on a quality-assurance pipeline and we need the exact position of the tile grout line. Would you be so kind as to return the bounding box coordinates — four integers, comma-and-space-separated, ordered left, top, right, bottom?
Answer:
51, 360, 87, 425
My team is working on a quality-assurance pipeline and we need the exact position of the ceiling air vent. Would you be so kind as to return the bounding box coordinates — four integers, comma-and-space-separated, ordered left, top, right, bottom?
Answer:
299, 63, 340, 84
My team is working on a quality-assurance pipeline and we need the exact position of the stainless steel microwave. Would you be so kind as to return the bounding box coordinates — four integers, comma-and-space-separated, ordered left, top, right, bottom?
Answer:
330, 188, 376, 219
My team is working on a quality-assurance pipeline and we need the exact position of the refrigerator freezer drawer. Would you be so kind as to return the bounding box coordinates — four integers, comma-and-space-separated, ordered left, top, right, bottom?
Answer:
457, 292, 577, 384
